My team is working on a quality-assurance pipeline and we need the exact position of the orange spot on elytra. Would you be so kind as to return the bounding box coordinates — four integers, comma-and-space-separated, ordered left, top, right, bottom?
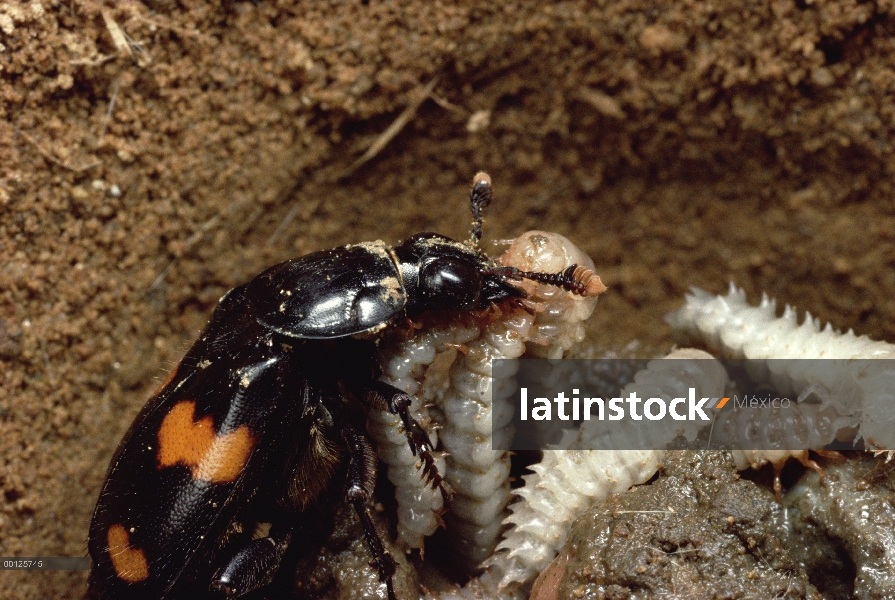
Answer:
157, 401, 254, 483
107, 524, 148, 583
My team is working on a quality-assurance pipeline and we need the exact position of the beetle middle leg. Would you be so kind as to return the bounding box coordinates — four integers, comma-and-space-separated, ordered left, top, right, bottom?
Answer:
342, 424, 399, 600
364, 380, 453, 507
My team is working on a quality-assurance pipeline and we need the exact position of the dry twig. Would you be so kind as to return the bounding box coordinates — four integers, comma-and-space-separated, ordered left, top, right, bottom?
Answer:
97, 77, 121, 145
342, 75, 440, 177
21, 131, 100, 172
101, 9, 132, 58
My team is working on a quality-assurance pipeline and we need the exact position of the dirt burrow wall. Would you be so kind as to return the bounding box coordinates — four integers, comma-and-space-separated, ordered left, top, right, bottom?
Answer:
2, 1, 895, 598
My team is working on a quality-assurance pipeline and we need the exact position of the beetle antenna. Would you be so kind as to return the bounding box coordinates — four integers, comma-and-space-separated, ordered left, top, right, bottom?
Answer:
468, 172, 492, 247
487, 264, 607, 297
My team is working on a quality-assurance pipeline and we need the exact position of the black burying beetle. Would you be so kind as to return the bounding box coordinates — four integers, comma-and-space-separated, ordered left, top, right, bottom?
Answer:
87, 173, 602, 600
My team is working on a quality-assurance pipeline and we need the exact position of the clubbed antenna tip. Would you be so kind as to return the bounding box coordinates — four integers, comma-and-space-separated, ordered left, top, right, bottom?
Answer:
472, 171, 492, 188
564, 265, 607, 297
469, 172, 493, 247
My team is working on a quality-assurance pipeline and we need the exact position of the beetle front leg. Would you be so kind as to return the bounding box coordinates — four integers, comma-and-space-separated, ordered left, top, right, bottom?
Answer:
364, 381, 453, 507
210, 526, 292, 599
341, 425, 398, 600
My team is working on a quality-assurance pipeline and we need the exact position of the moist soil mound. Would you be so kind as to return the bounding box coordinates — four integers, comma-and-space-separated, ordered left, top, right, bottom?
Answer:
545, 451, 819, 600
3, 1, 895, 598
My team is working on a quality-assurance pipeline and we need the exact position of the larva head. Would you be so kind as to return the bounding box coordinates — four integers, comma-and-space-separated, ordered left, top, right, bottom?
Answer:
499, 230, 605, 321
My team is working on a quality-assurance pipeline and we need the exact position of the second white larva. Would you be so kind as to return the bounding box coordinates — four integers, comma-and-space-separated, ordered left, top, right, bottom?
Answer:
665, 283, 895, 451
433, 283, 895, 598
665, 283, 895, 361
483, 349, 727, 592
712, 386, 859, 473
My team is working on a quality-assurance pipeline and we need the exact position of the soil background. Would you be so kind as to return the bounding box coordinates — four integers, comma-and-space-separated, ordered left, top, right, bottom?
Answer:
2, 0, 895, 598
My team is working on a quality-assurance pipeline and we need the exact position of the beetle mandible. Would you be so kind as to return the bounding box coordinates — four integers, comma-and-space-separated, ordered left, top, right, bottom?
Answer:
87, 173, 603, 600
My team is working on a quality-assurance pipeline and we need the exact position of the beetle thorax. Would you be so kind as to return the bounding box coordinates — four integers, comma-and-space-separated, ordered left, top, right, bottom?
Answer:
394, 233, 505, 315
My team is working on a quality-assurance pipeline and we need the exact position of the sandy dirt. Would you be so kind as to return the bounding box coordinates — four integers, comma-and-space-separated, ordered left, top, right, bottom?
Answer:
2, 0, 895, 598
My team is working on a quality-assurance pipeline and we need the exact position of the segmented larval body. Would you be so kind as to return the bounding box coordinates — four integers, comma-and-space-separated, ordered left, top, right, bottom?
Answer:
437, 308, 532, 571
665, 283, 895, 451
573, 348, 728, 449
369, 305, 532, 560
370, 323, 480, 550
416, 232, 599, 600
712, 384, 860, 472
368, 231, 600, 569
483, 349, 727, 593
440, 231, 600, 571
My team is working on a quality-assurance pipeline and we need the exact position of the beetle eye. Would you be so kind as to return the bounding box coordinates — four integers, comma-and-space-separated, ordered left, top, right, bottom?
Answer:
419, 257, 481, 310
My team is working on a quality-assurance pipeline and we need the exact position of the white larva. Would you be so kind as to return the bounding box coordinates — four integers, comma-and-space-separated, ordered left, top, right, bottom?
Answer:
665, 283, 895, 452
712, 384, 859, 474
665, 283, 895, 361
572, 348, 729, 450
436, 307, 533, 570
370, 323, 480, 550
482, 349, 727, 593
415, 231, 601, 600
439, 231, 600, 570
369, 231, 602, 567
430, 283, 895, 598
